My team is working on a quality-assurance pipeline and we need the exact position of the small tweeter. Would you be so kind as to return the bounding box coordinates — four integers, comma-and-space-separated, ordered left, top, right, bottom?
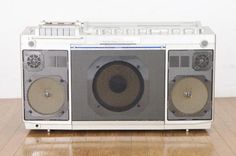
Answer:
192, 52, 212, 71
27, 54, 41, 68
24, 51, 44, 71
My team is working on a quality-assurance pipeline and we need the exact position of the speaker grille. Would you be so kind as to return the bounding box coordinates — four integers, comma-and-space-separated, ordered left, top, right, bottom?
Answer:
170, 77, 208, 115
27, 77, 66, 115
27, 54, 41, 68
193, 52, 212, 71
92, 61, 144, 112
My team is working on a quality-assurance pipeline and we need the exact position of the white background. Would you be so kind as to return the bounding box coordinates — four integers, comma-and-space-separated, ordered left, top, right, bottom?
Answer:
0, 0, 235, 98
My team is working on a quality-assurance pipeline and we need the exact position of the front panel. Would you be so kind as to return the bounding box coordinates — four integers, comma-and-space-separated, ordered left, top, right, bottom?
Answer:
71, 49, 165, 121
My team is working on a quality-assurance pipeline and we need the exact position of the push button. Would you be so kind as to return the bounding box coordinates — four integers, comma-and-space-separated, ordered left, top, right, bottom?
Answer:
184, 28, 194, 34
172, 28, 181, 34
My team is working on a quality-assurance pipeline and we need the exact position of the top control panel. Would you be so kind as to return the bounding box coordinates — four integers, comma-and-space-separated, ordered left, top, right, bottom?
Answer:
24, 21, 213, 37
81, 22, 202, 36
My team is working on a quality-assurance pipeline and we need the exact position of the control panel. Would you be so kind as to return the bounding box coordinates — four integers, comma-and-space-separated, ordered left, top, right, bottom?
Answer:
32, 21, 208, 37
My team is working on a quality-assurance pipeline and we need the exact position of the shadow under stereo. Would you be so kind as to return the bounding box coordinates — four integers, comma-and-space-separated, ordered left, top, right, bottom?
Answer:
21, 130, 213, 156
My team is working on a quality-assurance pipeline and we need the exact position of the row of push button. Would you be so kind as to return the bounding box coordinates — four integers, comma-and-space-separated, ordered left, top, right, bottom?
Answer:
87, 28, 196, 35
39, 28, 75, 36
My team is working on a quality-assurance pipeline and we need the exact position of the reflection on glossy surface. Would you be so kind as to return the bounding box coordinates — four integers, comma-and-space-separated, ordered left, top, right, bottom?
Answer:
21, 130, 213, 156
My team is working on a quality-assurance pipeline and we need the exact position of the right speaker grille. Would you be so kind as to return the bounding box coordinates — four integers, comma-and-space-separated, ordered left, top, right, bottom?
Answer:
168, 50, 213, 120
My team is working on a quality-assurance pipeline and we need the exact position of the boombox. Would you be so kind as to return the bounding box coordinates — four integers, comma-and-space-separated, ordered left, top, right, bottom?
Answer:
21, 21, 216, 131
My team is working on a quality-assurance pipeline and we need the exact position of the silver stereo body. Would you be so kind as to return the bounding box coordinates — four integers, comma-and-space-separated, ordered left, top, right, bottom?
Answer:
21, 21, 216, 130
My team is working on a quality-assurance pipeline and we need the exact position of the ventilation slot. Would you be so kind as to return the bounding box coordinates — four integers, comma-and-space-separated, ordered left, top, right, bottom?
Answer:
181, 56, 189, 67
49, 56, 67, 67
169, 56, 179, 67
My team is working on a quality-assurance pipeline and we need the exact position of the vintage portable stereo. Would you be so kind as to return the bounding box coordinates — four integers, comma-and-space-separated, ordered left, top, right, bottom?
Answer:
21, 21, 216, 131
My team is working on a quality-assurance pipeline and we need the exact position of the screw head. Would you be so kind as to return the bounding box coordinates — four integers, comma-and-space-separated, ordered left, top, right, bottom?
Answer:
28, 41, 35, 47
200, 40, 208, 48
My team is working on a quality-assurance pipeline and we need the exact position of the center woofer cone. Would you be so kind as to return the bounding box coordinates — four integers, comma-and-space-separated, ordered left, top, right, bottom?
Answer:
109, 75, 127, 93
92, 61, 144, 112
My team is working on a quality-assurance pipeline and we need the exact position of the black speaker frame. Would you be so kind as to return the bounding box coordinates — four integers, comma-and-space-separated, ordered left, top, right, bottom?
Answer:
87, 55, 149, 116
92, 60, 145, 112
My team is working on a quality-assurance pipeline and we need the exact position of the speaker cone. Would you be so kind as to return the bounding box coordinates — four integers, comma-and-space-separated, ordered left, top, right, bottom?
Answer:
93, 61, 144, 112
170, 77, 208, 115
27, 77, 66, 115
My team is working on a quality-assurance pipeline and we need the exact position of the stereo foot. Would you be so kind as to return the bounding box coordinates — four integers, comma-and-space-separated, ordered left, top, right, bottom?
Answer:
47, 129, 51, 134
186, 129, 189, 134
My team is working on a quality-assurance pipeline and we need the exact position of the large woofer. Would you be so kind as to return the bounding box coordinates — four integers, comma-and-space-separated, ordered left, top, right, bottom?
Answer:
170, 77, 209, 115
27, 77, 66, 115
92, 61, 144, 112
